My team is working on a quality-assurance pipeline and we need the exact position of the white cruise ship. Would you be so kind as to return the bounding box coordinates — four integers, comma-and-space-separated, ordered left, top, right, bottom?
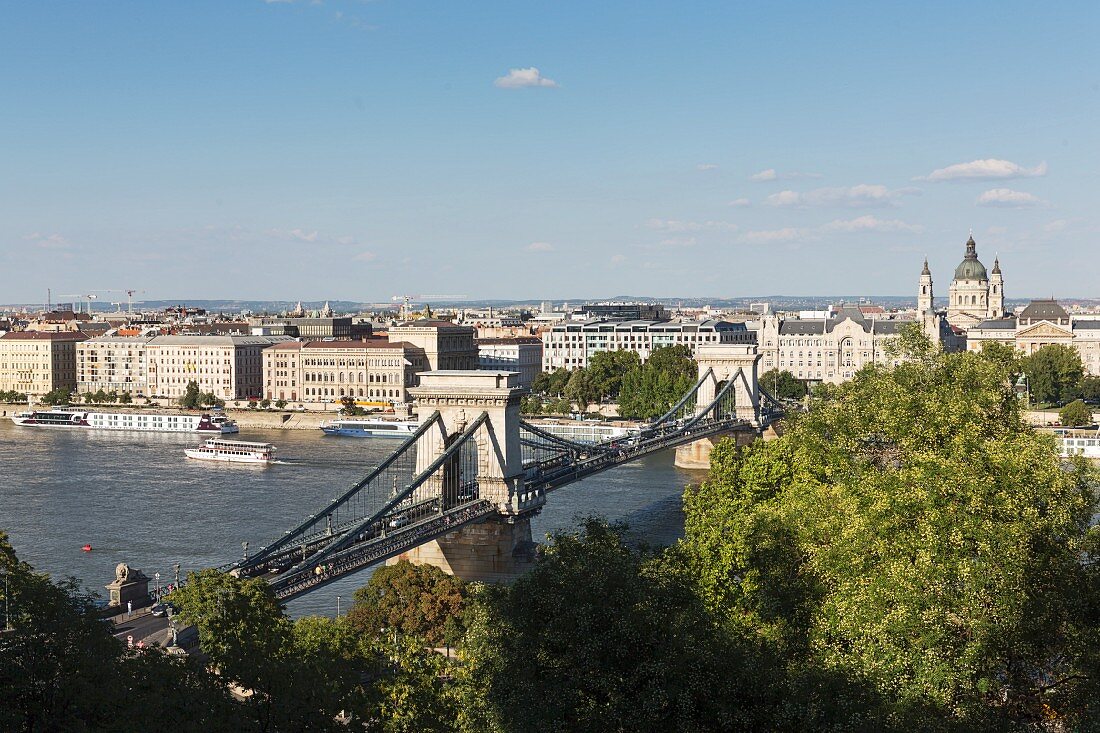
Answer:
10, 408, 238, 434
320, 418, 419, 438
184, 438, 276, 464
1054, 427, 1100, 460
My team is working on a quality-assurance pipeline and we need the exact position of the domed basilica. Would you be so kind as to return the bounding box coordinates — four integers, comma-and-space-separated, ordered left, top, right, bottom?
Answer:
920, 234, 1005, 330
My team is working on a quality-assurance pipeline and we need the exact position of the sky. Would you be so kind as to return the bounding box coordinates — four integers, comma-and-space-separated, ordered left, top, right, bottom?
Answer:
1, 1, 1098, 304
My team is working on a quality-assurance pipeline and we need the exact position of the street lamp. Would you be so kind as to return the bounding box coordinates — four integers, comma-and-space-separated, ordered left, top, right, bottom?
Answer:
336, 596, 341, 617
173, 563, 180, 590
242, 541, 249, 562
154, 572, 161, 602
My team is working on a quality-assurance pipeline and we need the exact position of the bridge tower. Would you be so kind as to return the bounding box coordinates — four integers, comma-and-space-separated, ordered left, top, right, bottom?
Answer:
695, 344, 761, 425
676, 344, 762, 469
391, 371, 543, 582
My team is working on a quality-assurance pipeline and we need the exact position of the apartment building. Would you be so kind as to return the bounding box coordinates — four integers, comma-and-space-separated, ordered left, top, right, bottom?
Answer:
0, 331, 87, 396
146, 335, 291, 400
262, 339, 428, 404
387, 320, 478, 371
541, 319, 754, 371
476, 337, 543, 388
76, 335, 154, 396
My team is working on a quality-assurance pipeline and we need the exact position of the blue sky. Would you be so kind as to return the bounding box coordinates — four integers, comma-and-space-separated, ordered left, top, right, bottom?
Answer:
1, 1, 1097, 304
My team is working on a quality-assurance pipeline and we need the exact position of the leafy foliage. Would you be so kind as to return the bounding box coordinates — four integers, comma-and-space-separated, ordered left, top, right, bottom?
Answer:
683, 336, 1100, 728
617, 345, 697, 419
461, 519, 769, 732
0, 389, 27, 403
1059, 399, 1093, 427
39, 387, 73, 405
345, 560, 466, 647
0, 533, 241, 732
178, 380, 202, 409
759, 368, 808, 400
1022, 343, 1085, 404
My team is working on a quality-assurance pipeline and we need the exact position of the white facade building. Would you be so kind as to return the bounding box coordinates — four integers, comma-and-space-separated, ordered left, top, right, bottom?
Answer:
966, 300, 1100, 376
146, 335, 291, 400
76, 336, 154, 396
477, 337, 543, 388
541, 319, 755, 371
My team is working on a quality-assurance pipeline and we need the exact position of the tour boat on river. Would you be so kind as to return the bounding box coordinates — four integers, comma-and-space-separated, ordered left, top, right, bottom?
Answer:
320, 418, 419, 438
184, 438, 276, 464
1053, 427, 1100, 460
11, 408, 238, 433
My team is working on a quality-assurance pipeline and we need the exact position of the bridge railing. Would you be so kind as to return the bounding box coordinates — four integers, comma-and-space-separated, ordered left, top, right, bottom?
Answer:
256, 412, 492, 583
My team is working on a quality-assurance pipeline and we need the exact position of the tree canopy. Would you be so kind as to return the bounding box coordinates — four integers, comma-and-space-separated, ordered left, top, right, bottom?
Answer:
617, 345, 697, 419
759, 368, 808, 401
1059, 399, 1093, 427
1022, 343, 1085, 405
345, 560, 466, 647
683, 331, 1100, 728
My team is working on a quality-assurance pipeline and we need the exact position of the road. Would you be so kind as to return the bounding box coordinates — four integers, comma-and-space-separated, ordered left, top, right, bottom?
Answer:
111, 610, 171, 647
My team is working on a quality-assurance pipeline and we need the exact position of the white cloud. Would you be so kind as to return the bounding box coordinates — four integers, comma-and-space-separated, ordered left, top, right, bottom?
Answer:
659, 237, 697, 248
741, 227, 805, 244
749, 168, 822, 182
726, 198, 751, 208
23, 232, 70, 249
353, 251, 377, 262
527, 241, 554, 252
696, 163, 719, 171
764, 184, 919, 208
494, 67, 558, 89
820, 215, 924, 233
644, 218, 737, 232
610, 254, 626, 265
976, 188, 1045, 208
917, 158, 1047, 182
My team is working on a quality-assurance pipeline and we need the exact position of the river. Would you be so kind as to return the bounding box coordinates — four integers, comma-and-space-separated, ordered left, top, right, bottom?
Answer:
0, 418, 704, 617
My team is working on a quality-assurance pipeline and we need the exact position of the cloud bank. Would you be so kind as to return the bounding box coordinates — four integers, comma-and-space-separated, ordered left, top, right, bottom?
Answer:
494, 67, 558, 89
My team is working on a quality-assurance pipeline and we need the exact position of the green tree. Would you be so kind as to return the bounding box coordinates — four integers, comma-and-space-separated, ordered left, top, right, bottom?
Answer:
683, 340, 1100, 727
178, 380, 202, 409
1023, 343, 1085, 405
118, 391, 133, 404
346, 560, 465, 647
976, 341, 1023, 379
460, 519, 768, 732
564, 368, 597, 412
617, 345, 696, 419
39, 387, 72, 406
172, 569, 353, 732
83, 391, 95, 404
586, 350, 642, 402
0, 533, 241, 732
341, 395, 365, 416
542, 368, 570, 397
274, 398, 288, 409
1059, 399, 1093, 427
759, 368, 808, 400
1081, 375, 1100, 403
259, 398, 271, 409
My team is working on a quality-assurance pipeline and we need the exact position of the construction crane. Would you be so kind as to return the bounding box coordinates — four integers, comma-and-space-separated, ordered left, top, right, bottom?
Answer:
58, 294, 99, 316
390, 294, 467, 321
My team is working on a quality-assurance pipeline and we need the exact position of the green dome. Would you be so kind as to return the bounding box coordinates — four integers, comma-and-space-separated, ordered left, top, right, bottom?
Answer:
953, 236, 988, 281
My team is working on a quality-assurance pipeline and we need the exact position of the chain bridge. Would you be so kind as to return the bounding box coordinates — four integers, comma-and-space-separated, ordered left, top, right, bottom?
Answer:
229, 345, 780, 600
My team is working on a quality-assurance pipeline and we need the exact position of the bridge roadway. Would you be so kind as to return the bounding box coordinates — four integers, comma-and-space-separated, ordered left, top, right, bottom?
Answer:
264, 413, 753, 601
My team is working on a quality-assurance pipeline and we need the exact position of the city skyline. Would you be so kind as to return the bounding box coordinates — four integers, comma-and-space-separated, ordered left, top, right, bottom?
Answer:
2, 1, 1098, 301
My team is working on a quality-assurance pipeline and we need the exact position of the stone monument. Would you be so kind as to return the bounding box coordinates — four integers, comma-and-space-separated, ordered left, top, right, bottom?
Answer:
104, 563, 150, 608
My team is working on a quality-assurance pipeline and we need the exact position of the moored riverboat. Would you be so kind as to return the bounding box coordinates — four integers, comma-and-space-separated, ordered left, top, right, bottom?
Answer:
319, 418, 419, 438
11, 408, 238, 433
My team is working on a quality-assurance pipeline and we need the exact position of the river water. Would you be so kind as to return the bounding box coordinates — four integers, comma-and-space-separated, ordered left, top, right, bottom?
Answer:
0, 418, 703, 617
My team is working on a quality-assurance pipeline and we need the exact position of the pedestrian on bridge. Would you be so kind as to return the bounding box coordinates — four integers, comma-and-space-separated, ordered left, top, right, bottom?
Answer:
126, 600, 132, 617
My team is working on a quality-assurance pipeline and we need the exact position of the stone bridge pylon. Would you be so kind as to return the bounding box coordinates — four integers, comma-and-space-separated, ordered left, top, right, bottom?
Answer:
676, 344, 762, 469
390, 371, 543, 582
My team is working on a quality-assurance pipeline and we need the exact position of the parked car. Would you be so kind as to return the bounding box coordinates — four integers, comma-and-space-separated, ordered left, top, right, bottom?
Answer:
150, 602, 176, 617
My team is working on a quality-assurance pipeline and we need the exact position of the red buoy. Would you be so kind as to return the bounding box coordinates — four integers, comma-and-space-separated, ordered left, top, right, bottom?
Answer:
81, 544, 92, 552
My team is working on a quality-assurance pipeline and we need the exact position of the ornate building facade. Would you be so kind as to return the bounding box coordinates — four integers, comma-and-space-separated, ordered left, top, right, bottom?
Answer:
966, 300, 1100, 376
946, 235, 1005, 329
